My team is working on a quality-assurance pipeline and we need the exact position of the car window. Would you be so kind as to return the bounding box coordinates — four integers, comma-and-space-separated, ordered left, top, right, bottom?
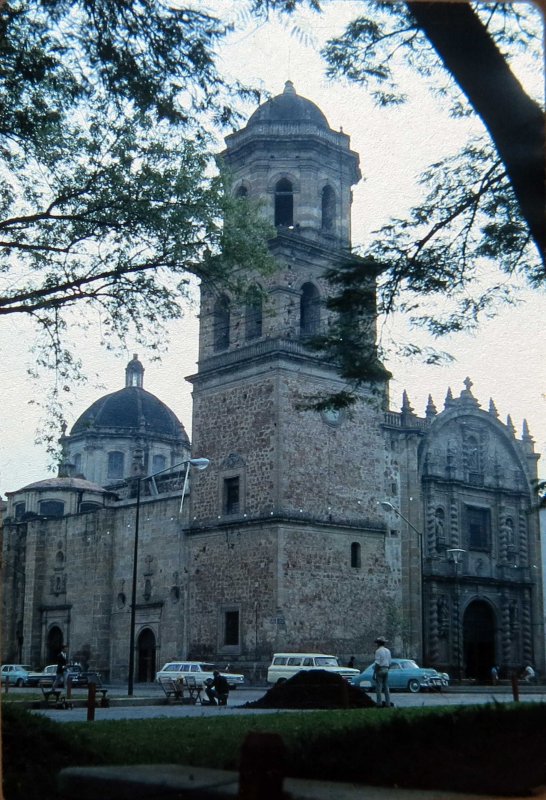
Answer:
315, 657, 338, 667
287, 657, 302, 666
302, 658, 313, 666
390, 663, 401, 670
400, 660, 418, 669
273, 657, 287, 665
190, 665, 200, 672
164, 664, 179, 672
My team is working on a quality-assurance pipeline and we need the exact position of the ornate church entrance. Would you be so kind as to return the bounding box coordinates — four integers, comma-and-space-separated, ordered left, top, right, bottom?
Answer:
47, 625, 63, 662
463, 600, 495, 682
137, 628, 156, 682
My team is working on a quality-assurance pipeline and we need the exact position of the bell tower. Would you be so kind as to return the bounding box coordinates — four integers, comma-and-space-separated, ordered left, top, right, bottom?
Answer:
186, 83, 397, 659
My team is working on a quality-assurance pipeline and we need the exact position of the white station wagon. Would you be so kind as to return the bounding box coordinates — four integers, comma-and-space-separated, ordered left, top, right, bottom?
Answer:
155, 661, 245, 689
267, 653, 360, 684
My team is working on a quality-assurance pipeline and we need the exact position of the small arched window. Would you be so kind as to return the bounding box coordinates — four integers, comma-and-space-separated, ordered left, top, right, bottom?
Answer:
300, 282, 320, 335
245, 288, 263, 341
80, 502, 101, 514
213, 295, 230, 352
108, 451, 125, 479
321, 185, 336, 231
73, 453, 82, 475
351, 542, 361, 568
236, 184, 248, 198
274, 178, 293, 227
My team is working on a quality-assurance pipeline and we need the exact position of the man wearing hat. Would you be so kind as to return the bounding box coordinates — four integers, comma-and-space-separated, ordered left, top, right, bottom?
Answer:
373, 636, 392, 707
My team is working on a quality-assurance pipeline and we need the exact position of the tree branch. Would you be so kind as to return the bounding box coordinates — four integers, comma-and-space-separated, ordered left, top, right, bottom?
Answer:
407, 1, 545, 265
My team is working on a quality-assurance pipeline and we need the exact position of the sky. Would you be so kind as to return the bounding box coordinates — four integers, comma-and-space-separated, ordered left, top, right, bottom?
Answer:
1, 1, 545, 495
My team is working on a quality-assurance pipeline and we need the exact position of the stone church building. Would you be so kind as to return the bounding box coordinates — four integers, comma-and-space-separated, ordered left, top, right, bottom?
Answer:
2, 83, 543, 683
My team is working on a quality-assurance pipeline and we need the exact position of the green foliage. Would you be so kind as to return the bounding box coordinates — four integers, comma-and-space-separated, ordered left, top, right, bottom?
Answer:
1, 0, 274, 457
296, 1, 543, 402
3, 701, 546, 799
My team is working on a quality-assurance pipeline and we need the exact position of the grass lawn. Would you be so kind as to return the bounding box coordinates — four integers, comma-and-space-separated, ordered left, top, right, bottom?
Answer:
3, 701, 546, 799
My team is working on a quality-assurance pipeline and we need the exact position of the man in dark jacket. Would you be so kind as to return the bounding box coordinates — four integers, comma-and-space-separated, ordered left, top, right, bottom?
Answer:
52, 646, 67, 689
205, 670, 230, 705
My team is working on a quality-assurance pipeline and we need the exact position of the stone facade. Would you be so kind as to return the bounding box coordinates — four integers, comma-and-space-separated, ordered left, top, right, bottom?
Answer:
1, 83, 543, 683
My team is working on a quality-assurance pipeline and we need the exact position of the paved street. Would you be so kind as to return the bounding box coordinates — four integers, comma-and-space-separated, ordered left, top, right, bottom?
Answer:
27, 685, 546, 723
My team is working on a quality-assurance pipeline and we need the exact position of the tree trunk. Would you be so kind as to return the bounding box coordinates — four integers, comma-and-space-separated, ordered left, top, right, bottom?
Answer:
407, 1, 545, 265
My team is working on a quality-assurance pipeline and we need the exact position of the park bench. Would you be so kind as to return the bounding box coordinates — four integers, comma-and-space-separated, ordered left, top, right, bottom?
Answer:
90, 686, 110, 707
39, 682, 73, 709
158, 677, 186, 703
184, 675, 203, 705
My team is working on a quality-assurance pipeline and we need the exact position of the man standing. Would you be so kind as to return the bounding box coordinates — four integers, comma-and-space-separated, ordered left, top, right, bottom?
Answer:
52, 645, 67, 690
373, 636, 392, 707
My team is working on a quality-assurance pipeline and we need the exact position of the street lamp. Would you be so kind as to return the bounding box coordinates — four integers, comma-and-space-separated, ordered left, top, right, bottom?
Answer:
447, 548, 466, 682
380, 501, 425, 663
127, 457, 209, 695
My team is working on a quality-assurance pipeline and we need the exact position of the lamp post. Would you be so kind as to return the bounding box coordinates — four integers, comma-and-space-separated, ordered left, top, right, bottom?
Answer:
127, 457, 209, 696
447, 548, 466, 682
380, 501, 425, 663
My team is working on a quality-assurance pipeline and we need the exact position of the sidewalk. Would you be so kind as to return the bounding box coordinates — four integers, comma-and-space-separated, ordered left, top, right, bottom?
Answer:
58, 763, 546, 800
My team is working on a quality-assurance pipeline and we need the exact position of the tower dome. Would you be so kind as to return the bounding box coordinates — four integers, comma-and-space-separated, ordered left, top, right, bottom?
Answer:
247, 80, 330, 129
71, 385, 187, 440
64, 356, 190, 487
221, 80, 361, 247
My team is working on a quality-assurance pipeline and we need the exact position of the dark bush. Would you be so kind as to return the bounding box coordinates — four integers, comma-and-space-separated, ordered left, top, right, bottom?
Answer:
243, 670, 376, 709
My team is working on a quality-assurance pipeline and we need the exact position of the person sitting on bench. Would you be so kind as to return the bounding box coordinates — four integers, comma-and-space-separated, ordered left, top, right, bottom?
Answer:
205, 671, 229, 706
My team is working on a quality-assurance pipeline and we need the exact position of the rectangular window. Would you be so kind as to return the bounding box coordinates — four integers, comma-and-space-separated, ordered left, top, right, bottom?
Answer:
14, 502, 25, 521
224, 610, 239, 646
39, 500, 65, 518
107, 451, 125, 479
467, 506, 490, 550
152, 454, 166, 473
224, 476, 240, 514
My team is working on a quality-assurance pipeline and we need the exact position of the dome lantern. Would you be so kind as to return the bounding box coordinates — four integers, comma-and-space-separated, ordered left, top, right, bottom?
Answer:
126, 354, 144, 388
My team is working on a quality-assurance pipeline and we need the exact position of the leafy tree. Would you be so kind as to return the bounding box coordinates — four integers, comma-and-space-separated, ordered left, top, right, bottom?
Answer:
1, 0, 274, 448
252, 0, 544, 404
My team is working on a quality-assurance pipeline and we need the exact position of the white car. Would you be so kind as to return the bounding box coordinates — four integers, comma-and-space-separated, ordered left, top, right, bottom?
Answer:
155, 661, 245, 689
267, 653, 360, 684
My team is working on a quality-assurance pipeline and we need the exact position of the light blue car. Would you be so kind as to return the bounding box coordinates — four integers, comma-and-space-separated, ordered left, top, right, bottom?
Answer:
0, 664, 32, 687
352, 658, 449, 693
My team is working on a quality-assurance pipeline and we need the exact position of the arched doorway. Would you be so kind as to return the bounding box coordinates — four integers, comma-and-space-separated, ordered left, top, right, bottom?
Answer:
463, 600, 496, 681
137, 628, 156, 683
47, 625, 64, 663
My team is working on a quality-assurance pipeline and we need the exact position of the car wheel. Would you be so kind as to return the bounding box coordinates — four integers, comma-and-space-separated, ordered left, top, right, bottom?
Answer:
16, 678, 24, 687
276, 678, 287, 686
408, 679, 421, 693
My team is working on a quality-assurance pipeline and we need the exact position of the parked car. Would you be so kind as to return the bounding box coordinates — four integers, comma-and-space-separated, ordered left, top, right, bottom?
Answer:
26, 664, 58, 687
352, 658, 450, 693
155, 661, 245, 689
26, 663, 102, 688
0, 664, 33, 687
267, 653, 360, 685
